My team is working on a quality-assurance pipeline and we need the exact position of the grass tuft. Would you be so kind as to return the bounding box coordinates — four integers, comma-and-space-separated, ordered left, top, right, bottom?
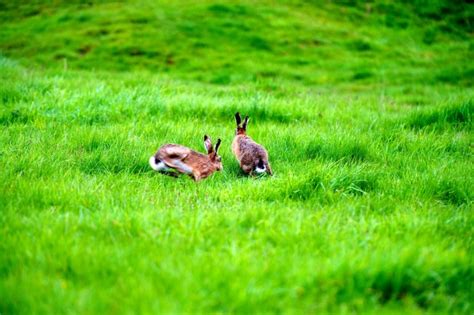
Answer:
329, 166, 378, 196
406, 100, 473, 130
305, 139, 371, 163
434, 180, 472, 206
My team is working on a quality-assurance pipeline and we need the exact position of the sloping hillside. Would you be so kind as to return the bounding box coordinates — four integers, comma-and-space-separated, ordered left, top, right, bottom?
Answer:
1, 1, 472, 86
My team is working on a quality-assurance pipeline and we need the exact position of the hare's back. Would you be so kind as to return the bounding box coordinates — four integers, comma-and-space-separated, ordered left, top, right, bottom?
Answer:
240, 138, 268, 159
158, 144, 192, 159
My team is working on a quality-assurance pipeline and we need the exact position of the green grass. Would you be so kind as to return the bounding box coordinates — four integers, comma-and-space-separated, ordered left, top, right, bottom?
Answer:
1, 0, 473, 313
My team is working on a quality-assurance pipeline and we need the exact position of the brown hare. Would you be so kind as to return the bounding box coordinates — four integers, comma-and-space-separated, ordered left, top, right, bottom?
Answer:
149, 135, 222, 181
232, 112, 273, 176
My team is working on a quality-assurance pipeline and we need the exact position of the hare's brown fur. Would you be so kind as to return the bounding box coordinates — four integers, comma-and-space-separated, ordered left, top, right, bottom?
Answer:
150, 136, 222, 181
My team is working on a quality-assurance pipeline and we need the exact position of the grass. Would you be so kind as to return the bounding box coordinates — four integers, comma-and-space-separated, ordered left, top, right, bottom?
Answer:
1, 0, 473, 313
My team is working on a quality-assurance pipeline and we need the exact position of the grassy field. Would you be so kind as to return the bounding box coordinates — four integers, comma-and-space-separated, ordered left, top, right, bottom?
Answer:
1, 0, 473, 313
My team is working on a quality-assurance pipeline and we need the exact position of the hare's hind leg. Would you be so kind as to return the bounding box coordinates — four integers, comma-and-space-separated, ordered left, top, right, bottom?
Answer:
265, 162, 273, 176
191, 170, 202, 181
241, 163, 253, 176
150, 156, 172, 172
150, 156, 179, 178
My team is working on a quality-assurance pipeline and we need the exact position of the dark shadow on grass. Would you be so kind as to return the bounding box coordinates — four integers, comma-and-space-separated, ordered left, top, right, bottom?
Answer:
0, 108, 33, 125
267, 135, 371, 165
302, 263, 471, 310
304, 140, 370, 163
433, 180, 472, 206
164, 104, 307, 124
281, 175, 324, 201
207, 4, 250, 16
269, 166, 378, 202
405, 100, 472, 130
329, 170, 378, 196
79, 156, 150, 175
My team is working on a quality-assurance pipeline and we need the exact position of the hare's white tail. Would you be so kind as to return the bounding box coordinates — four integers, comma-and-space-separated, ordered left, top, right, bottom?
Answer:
149, 156, 170, 171
254, 159, 266, 174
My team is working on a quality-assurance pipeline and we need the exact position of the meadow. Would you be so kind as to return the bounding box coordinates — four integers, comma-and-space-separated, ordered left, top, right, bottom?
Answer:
1, 1, 473, 313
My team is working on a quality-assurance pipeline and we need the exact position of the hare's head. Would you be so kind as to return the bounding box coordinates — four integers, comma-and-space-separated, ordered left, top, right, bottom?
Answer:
235, 112, 249, 136
204, 135, 223, 171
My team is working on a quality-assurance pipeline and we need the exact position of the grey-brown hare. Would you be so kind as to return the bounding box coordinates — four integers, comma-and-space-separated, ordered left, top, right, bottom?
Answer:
232, 112, 273, 176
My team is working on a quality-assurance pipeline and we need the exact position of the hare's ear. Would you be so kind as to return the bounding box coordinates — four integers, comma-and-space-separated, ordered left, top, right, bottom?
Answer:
235, 112, 242, 127
204, 135, 213, 153
215, 138, 222, 153
243, 116, 250, 130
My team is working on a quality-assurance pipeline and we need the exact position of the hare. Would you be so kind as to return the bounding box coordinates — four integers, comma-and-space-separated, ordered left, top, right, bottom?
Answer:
149, 135, 222, 181
232, 112, 273, 176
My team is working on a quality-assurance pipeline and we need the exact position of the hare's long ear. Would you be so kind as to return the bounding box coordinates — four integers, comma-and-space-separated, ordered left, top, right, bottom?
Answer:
215, 138, 222, 153
243, 116, 250, 130
204, 135, 213, 153
235, 112, 242, 127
